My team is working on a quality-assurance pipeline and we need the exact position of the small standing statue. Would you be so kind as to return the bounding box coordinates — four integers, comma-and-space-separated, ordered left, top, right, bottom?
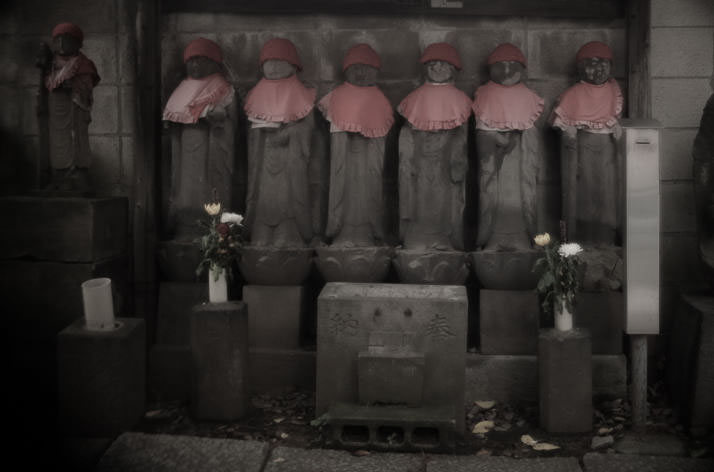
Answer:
395, 43, 472, 284
38, 22, 100, 193
473, 43, 544, 251
314, 44, 394, 282
162, 38, 236, 240
550, 41, 623, 245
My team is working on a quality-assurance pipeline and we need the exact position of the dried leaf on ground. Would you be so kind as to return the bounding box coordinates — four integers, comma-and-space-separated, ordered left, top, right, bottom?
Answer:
273, 417, 285, 424
476, 449, 492, 456
475, 401, 496, 410
352, 450, 370, 457
520, 434, 538, 446
533, 442, 560, 451
272, 457, 285, 463
598, 427, 614, 435
472, 420, 495, 434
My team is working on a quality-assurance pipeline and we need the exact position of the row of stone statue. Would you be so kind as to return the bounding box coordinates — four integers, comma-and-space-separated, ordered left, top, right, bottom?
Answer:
40, 23, 623, 253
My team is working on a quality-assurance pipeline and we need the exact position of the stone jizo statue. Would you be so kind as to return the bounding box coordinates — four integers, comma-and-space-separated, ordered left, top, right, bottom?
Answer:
550, 41, 623, 245
162, 38, 236, 240
397, 42, 472, 251
243, 38, 317, 248
318, 44, 394, 248
39, 23, 100, 193
472, 43, 544, 251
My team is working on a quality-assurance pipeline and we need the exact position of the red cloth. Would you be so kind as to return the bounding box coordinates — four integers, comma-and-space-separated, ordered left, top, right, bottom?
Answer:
162, 73, 233, 124
318, 82, 393, 138
551, 79, 623, 130
420, 43, 462, 70
183, 38, 223, 64
576, 41, 613, 63
472, 81, 543, 130
342, 44, 381, 71
487, 43, 527, 66
52, 22, 83, 43
45, 53, 99, 91
244, 74, 315, 123
398, 82, 472, 131
259, 38, 302, 71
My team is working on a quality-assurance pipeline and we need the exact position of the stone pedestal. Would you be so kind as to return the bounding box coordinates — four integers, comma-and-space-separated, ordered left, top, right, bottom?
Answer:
243, 285, 303, 349
190, 302, 249, 421
315, 246, 392, 282
238, 246, 313, 285
480, 289, 540, 354
393, 250, 469, 284
57, 317, 145, 436
470, 250, 540, 290
538, 328, 593, 433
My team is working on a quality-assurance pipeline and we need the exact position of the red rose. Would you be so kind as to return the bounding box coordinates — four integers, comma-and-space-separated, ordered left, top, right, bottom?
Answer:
216, 223, 230, 236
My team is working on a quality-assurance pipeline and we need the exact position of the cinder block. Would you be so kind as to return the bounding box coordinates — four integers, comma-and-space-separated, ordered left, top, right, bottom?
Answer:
118, 34, 135, 85
157, 240, 204, 283
575, 292, 624, 354
651, 28, 714, 78
243, 285, 304, 350
148, 344, 191, 402
539, 328, 593, 433
156, 282, 206, 345
0, 196, 127, 262
82, 36, 118, 85
18, 0, 118, 35
120, 86, 135, 134
89, 85, 120, 134
317, 283, 468, 432
358, 350, 425, 406
660, 129, 698, 181
653, 78, 712, 128
479, 290, 540, 355
190, 302, 250, 421
660, 182, 697, 233
652, 0, 714, 27
57, 317, 145, 436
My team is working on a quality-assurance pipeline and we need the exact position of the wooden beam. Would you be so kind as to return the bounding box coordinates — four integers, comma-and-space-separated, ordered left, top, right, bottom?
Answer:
626, 0, 652, 118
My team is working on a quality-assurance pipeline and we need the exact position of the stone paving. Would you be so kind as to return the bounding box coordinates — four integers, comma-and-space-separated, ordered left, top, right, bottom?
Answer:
95, 432, 714, 472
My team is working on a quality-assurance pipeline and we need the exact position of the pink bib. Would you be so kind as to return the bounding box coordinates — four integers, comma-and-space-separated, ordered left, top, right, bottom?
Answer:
551, 79, 623, 130
162, 74, 233, 124
318, 82, 394, 138
244, 75, 316, 124
472, 81, 543, 130
397, 82, 472, 131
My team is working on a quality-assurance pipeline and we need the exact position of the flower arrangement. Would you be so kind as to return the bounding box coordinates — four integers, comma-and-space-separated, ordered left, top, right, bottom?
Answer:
196, 201, 244, 281
533, 231, 583, 316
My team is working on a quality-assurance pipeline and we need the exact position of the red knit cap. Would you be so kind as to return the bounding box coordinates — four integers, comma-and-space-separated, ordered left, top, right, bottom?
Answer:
260, 38, 302, 71
420, 42, 462, 70
342, 44, 381, 71
487, 43, 527, 66
576, 41, 613, 63
183, 38, 223, 64
52, 23, 84, 44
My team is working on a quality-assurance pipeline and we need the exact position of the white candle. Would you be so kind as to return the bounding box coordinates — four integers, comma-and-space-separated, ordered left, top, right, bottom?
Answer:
81, 277, 116, 331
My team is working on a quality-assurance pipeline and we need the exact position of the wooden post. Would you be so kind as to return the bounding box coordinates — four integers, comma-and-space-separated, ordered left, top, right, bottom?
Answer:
630, 334, 648, 429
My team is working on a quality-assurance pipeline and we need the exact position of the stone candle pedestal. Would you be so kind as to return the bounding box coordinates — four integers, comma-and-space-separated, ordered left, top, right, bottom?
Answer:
57, 317, 145, 436
538, 328, 593, 433
190, 302, 249, 421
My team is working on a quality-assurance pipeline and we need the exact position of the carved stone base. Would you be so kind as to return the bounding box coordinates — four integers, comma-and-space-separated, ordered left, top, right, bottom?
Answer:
238, 246, 313, 285
315, 246, 393, 282
578, 245, 624, 291
393, 249, 469, 285
471, 249, 540, 290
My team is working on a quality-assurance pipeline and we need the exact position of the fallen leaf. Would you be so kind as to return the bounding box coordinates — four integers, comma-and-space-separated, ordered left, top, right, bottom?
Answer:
144, 410, 162, 418
279, 432, 289, 439
476, 449, 492, 456
352, 450, 370, 457
520, 434, 538, 446
598, 427, 614, 435
533, 442, 560, 451
273, 457, 285, 463
472, 420, 495, 434
273, 417, 285, 424
475, 401, 496, 409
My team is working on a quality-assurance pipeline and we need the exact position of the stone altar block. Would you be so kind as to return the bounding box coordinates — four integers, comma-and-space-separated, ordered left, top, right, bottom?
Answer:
539, 328, 593, 433
0, 196, 127, 262
480, 290, 540, 354
57, 317, 145, 436
190, 302, 250, 421
243, 285, 303, 350
470, 250, 541, 290
317, 283, 468, 433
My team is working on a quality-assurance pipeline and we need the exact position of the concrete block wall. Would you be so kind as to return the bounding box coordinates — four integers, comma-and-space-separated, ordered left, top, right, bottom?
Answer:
0, 0, 136, 198
650, 0, 714, 334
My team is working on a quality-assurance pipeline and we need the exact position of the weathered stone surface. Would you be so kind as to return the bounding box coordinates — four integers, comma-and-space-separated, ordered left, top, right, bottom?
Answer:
393, 250, 469, 285
652, 0, 714, 27
59, 436, 114, 472
578, 246, 623, 291
243, 285, 304, 350
591, 435, 614, 450
148, 344, 191, 402
667, 294, 714, 430
96, 433, 268, 472
358, 350, 425, 406
480, 290, 540, 355
249, 348, 316, 393
57, 317, 145, 436
583, 452, 714, 472
651, 28, 714, 78
574, 292, 623, 354
652, 78, 712, 128
471, 250, 541, 290
660, 129, 698, 181
156, 282, 206, 345
614, 433, 687, 456
539, 329, 593, 433
427, 456, 581, 472
0, 196, 127, 262
315, 246, 393, 283
238, 246, 313, 285
157, 240, 204, 283
190, 302, 250, 421
265, 446, 421, 472
661, 182, 697, 233
317, 283, 467, 431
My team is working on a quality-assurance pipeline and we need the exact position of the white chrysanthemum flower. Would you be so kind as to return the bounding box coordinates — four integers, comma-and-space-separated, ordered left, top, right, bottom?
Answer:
204, 202, 221, 216
220, 212, 243, 225
558, 242, 583, 258
534, 233, 551, 247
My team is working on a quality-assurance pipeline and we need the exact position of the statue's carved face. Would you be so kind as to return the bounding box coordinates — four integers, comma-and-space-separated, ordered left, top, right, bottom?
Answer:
345, 64, 378, 87
425, 60, 455, 83
490, 61, 524, 86
578, 57, 611, 85
186, 56, 222, 79
52, 33, 81, 57
263, 59, 297, 80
